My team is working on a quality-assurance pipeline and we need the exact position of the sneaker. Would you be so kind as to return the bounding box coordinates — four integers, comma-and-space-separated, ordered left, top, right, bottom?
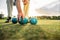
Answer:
5, 17, 11, 23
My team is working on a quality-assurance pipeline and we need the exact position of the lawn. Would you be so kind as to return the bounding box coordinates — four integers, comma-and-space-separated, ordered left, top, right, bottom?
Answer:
0, 19, 60, 40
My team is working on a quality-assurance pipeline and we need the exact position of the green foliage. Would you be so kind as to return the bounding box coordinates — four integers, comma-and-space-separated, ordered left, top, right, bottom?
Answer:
0, 14, 4, 19
39, 16, 60, 20
52, 16, 58, 20
57, 16, 60, 20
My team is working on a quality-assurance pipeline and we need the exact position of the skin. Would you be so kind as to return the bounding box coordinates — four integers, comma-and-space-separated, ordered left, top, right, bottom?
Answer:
16, 0, 29, 20
23, 0, 30, 17
6, 0, 29, 21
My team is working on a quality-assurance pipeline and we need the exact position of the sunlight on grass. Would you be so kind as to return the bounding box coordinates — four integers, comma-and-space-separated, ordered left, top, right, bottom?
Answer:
0, 19, 60, 40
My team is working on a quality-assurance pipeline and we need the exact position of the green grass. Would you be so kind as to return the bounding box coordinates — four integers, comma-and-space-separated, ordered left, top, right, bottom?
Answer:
0, 19, 60, 40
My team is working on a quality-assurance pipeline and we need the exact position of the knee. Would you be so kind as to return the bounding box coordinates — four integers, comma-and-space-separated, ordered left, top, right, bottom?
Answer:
23, 0, 29, 5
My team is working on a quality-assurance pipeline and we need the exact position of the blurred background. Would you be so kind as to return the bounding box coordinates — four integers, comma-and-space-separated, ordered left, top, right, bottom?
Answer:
0, 0, 60, 17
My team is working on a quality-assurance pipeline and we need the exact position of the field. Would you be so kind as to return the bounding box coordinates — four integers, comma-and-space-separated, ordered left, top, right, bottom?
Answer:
0, 19, 60, 40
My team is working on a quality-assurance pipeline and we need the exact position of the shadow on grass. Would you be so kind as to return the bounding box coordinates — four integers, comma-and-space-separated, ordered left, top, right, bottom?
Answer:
20, 24, 47, 40
0, 23, 27, 40
0, 23, 47, 40
1, 23, 60, 40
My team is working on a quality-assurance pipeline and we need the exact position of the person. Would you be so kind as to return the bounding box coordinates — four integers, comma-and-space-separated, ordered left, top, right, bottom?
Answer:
23, 0, 30, 18
5, 0, 13, 23
16, 0, 30, 21
5, 0, 29, 23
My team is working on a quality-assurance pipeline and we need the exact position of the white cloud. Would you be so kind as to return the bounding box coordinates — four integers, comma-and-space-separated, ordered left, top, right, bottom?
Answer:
0, 0, 58, 17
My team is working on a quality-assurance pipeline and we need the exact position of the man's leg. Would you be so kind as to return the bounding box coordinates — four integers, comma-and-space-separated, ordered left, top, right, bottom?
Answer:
23, 0, 30, 18
5, 0, 13, 23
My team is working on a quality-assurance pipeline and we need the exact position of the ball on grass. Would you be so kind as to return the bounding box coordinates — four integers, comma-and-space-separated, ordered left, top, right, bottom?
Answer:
12, 18, 17, 24
19, 18, 28, 25
30, 18, 37, 25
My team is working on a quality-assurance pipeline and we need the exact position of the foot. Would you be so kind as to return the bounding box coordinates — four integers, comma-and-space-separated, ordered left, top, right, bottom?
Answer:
5, 17, 11, 23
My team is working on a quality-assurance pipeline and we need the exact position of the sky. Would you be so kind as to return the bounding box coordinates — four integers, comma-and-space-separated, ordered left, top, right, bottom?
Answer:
0, 0, 58, 17
36, 0, 60, 16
